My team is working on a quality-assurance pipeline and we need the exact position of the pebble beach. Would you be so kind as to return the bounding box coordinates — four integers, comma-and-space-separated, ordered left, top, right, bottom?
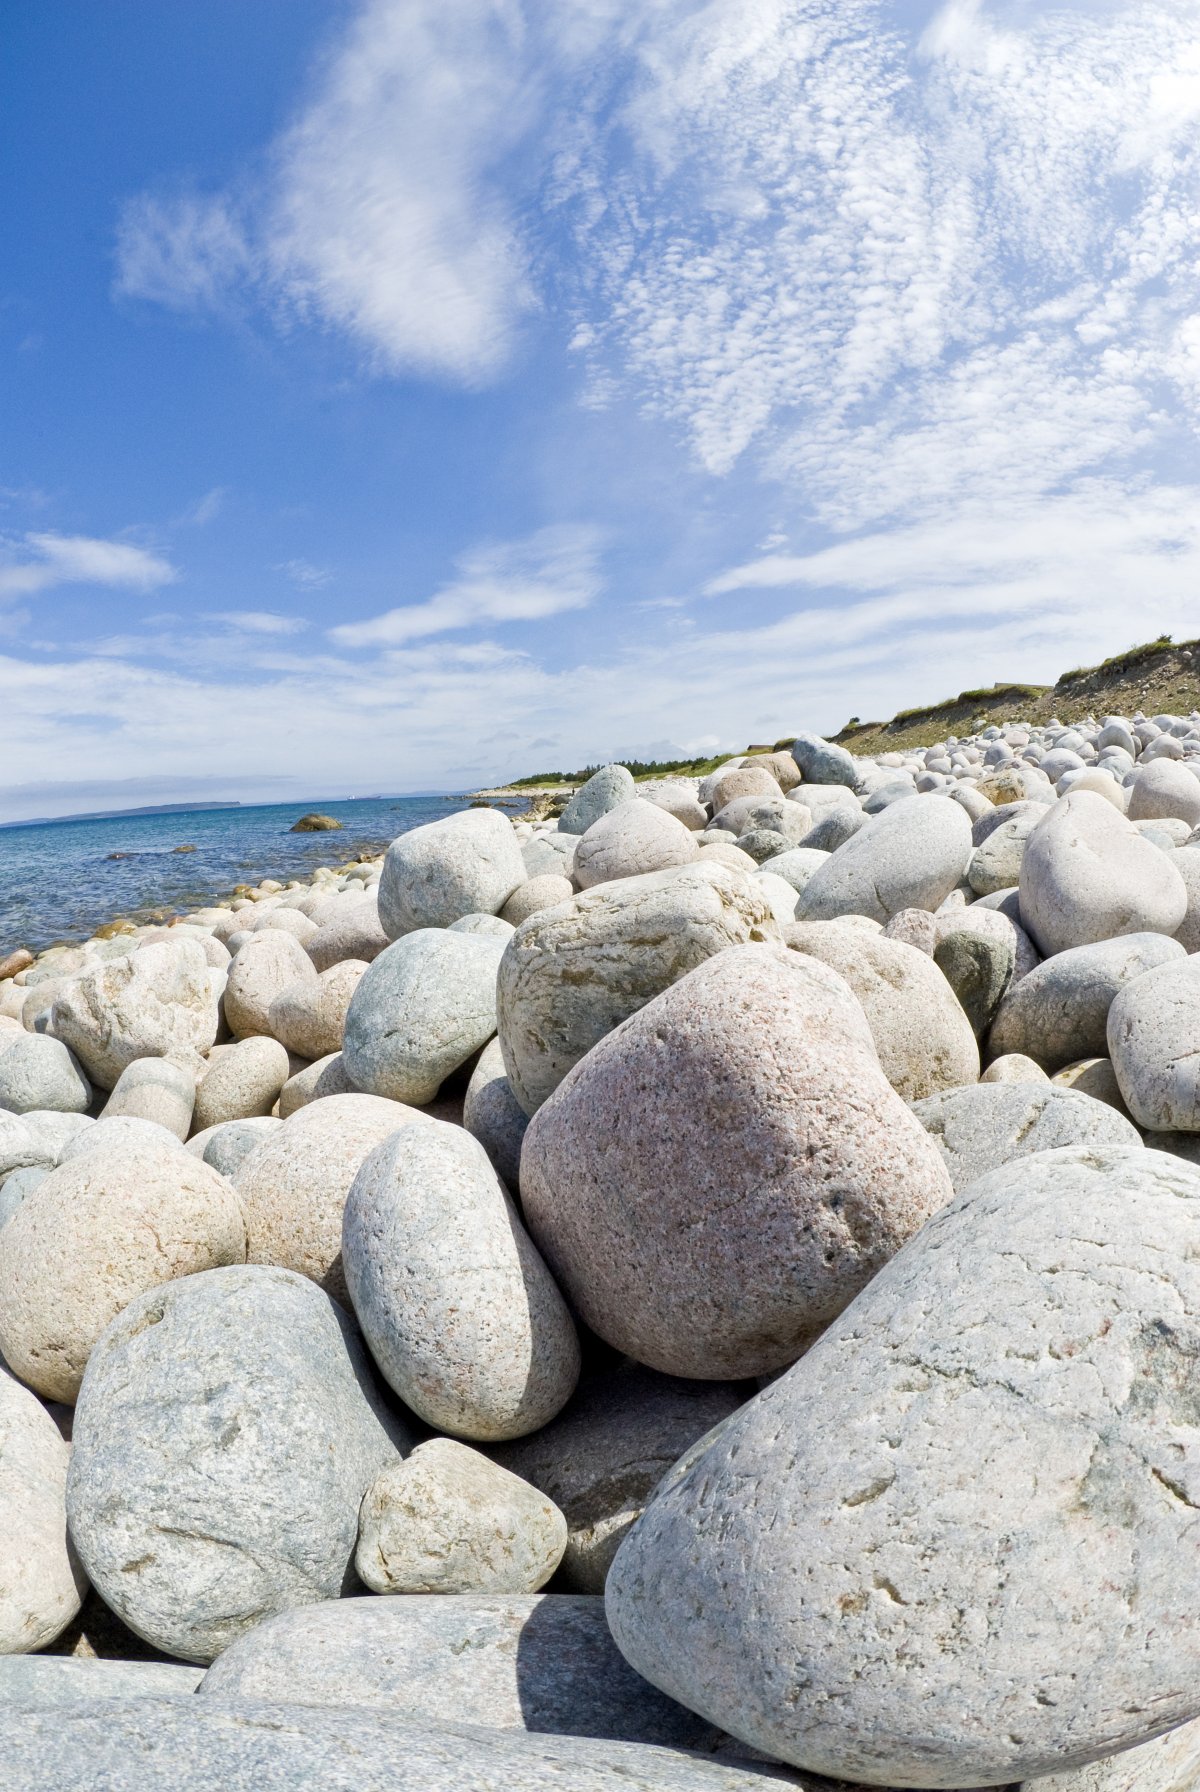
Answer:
3, 714, 1200, 1789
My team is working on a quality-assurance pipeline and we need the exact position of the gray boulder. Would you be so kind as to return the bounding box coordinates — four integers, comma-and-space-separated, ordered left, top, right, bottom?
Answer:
343, 1123, 579, 1440
462, 1036, 528, 1190
0, 1034, 91, 1115
1108, 956, 1200, 1130
558, 764, 637, 835
378, 809, 527, 936
521, 944, 953, 1379
199, 1594, 718, 1749
48, 938, 219, 1088
912, 1082, 1142, 1191
932, 929, 1013, 1038
988, 932, 1186, 1071
497, 863, 779, 1116
574, 800, 699, 889
795, 796, 972, 923
0, 1364, 86, 1651
607, 1146, 1200, 1788
101, 1055, 194, 1139
66, 1265, 409, 1663
343, 929, 504, 1105
790, 732, 859, 788
967, 803, 1044, 895
0, 1656, 202, 1705
1019, 792, 1188, 956
188, 1114, 281, 1178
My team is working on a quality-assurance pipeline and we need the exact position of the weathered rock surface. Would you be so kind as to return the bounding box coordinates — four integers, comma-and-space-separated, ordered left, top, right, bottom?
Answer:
795, 796, 972, 924
0, 1364, 86, 1651
0, 1033, 92, 1115
342, 929, 504, 1105
1019, 792, 1188, 957
378, 809, 527, 936
559, 764, 637, 835
462, 1035, 528, 1189
497, 864, 779, 1116
521, 945, 954, 1378
193, 1035, 290, 1131
1108, 956, 1200, 1131
67, 1266, 408, 1663
912, 1083, 1142, 1191
101, 1055, 195, 1139
988, 932, 1185, 1071
343, 1123, 579, 1440
356, 1438, 567, 1594
49, 939, 219, 1088
607, 1146, 1200, 1789
573, 800, 700, 890
223, 932, 316, 1040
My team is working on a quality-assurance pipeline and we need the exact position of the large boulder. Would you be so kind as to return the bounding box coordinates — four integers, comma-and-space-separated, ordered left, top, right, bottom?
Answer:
234, 1093, 426, 1303
573, 800, 699, 890
1125, 758, 1200, 828
497, 863, 779, 1116
0, 1137, 246, 1402
1108, 956, 1200, 1131
785, 923, 979, 1101
305, 895, 390, 970
377, 809, 526, 937
462, 1035, 528, 1190
0, 1034, 91, 1115
988, 933, 1186, 1072
795, 796, 972, 923
343, 1123, 578, 1440
193, 1036, 290, 1132
0, 1364, 86, 1651
342, 930, 504, 1106
558, 764, 637, 834
267, 959, 367, 1060
521, 944, 954, 1378
355, 1439, 567, 1595
490, 1364, 748, 1593
607, 1146, 1200, 1789
48, 939, 219, 1089
198, 1594, 717, 1749
223, 932, 316, 1040
1019, 791, 1188, 957
101, 1056, 195, 1139
66, 1266, 409, 1663
912, 1082, 1142, 1191
0, 1656, 202, 1705
790, 731, 859, 788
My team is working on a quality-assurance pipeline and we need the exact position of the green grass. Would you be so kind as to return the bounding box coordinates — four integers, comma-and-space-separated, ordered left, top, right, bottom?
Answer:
507, 754, 731, 788
1058, 636, 1193, 684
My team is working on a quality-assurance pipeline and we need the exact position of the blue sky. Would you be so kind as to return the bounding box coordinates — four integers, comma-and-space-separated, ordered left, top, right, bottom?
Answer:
3, 0, 1200, 820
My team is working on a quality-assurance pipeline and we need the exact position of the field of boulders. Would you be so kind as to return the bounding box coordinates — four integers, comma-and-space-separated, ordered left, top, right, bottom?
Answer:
2, 711, 1200, 1791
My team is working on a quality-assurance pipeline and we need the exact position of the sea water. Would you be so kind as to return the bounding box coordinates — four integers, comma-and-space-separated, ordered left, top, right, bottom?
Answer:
0, 795, 479, 953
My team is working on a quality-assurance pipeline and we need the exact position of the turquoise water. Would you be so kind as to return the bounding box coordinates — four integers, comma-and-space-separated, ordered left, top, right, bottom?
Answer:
0, 795, 485, 953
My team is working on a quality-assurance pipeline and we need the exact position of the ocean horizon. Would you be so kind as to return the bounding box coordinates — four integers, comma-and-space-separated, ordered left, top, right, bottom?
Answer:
0, 794, 495, 954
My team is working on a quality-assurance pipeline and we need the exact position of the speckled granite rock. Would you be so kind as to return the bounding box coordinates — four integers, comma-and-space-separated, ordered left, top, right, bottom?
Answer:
1108, 955, 1200, 1130
462, 1035, 528, 1189
607, 1145, 1200, 1789
911, 1082, 1142, 1191
988, 932, 1185, 1071
1019, 792, 1188, 957
342, 929, 504, 1105
574, 800, 700, 889
49, 939, 219, 1088
521, 944, 954, 1378
795, 796, 972, 923
0, 1364, 86, 1651
378, 808, 527, 936
223, 932, 316, 1040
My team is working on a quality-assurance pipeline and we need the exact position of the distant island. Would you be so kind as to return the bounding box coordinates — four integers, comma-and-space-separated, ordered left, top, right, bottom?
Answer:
0, 801, 243, 830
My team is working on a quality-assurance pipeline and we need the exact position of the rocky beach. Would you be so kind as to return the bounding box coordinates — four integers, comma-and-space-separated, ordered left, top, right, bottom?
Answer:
1, 711, 1200, 1788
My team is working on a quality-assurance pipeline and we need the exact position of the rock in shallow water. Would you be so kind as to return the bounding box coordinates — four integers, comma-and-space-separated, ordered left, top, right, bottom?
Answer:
606, 1145, 1200, 1789
66, 1265, 409, 1664
521, 943, 953, 1379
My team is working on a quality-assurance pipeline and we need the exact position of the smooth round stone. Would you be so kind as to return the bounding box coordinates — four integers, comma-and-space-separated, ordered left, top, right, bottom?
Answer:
187, 1115, 281, 1178
250, 907, 319, 944
193, 1035, 290, 1132
67, 1266, 409, 1663
0, 1364, 86, 1650
1050, 1057, 1130, 1115
861, 779, 917, 815
60, 1114, 182, 1162
573, 800, 700, 890
0, 1162, 48, 1226
223, 932, 316, 1039
497, 863, 779, 1117
490, 1365, 747, 1593
0, 1701, 798, 1792
0, 1655, 203, 1706
1108, 956, 1200, 1130
643, 784, 709, 829
343, 1123, 579, 1441
521, 834, 574, 878
1019, 792, 1188, 956
1126, 758, 1200, 827
606, 1146, 1200, 1788
932, 929, 1013, 1038
709, 764, 781, 811
356, 1439, 567, 1595
137, 926, 231, 969
462, 1036, 527, 1190
736, 828, 791, 866
967, 803, 1044, 895
521, 944, 953, 1379
342, 930, 504, 1105
101, 1055, 195, 1139
234, 1093, 426, 1303
799, 806, 865, 852
558, 764, 637, 835
696, 841, 758, 873
790, 731, 859, 788
500, 874, 574, 925
305, 896, 389, 970
198, 1594, 716, 1749
377, 809, 527, 937
761, 846, 830, 895
936, 902, 1040, 983
882, 907, 939, 955
753, 870, 800, 927
911, 1082, 1142, 1191
0, 1034, 91, 1115
786, 924, 979, 1101
268, 959, 367, 1060
988, 932, 1186, 1071
1059, 767, 1126, 810
448, 911, 517, 939
1169, 846, 1200, 951
277, 1049, 355, 1116
745, 750, 803, 793
727, 798, 812, 847
795, 795, 972, 923
48, 939, 218, 1089
0, 1138, 247, 1402
977, 763, 1054, 805
981, 1053, 1049, 1084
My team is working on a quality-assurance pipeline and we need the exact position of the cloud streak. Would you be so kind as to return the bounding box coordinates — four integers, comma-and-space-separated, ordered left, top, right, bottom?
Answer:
0, 533, 177, 599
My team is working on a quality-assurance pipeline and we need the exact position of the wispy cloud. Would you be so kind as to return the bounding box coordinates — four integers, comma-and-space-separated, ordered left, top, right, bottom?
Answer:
328, 525, 601, 647
176, 486, 228, 527
113, 192, 251, 313
0, 533, 177, 599
276, 558, 331, 588
207, 610, 309, 636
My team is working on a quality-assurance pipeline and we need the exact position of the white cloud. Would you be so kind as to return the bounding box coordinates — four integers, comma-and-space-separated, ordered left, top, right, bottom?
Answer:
276, 558, 331, 588
328, 525, 601, 647
206, 611, 310, 636
113, 193, 251, 312
177, 487, 228, 527
0, 533, 177, 599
